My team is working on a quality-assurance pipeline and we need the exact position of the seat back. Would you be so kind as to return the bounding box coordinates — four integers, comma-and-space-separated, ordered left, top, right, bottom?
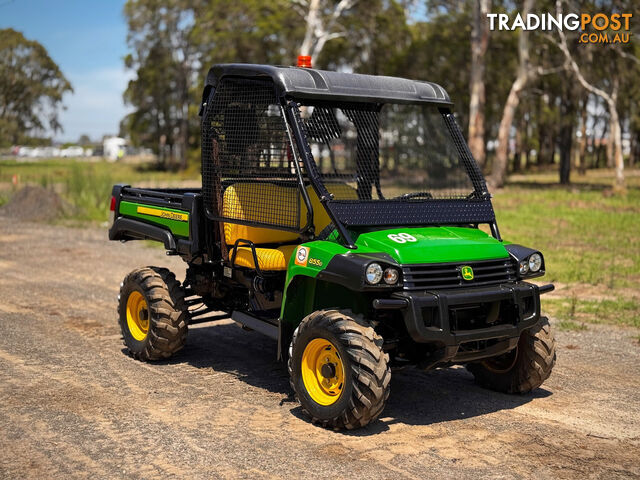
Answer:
304, 182, 358, 234
222, 183, 301, 246
222, 182, 358, 247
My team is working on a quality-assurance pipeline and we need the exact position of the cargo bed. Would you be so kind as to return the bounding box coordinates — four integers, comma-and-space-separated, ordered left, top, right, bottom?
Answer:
108, 184, 205, 259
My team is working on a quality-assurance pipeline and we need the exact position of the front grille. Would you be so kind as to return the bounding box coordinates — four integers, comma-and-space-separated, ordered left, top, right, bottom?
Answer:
402, 258, 516, 291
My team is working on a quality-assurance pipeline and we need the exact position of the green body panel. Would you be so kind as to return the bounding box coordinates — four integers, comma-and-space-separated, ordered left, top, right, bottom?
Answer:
280, 240, 374, 325
280, 226, 509, 327
283, 240, 376, 285
119, 201, 190, 238
354, 226, 509, 264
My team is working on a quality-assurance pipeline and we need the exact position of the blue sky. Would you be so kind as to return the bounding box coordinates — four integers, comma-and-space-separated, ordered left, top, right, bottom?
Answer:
0, 0, 132, 142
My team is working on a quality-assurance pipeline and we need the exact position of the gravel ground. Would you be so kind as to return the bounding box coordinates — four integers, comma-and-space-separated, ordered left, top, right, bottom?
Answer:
0, 216, 639, 479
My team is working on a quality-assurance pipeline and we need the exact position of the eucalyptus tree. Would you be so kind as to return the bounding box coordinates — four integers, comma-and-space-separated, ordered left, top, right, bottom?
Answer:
0, 28, 72, 146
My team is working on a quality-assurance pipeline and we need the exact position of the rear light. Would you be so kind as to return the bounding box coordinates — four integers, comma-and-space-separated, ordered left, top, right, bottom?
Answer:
109, 196, 116, 225
297, 55, 312, 68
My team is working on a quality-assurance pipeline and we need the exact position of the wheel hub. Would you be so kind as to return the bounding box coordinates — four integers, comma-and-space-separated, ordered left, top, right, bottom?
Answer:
321, 362, 337, 379
301, 339, 345, 406
126, 291, 149, 341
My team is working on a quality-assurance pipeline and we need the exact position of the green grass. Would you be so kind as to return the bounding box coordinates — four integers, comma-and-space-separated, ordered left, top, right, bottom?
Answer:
0, 158, 200, 222
0, 157, 199, 186
556, 320, 588, 332
493, 169, 640, 329
544, 297, 640, 328
63, 162, 117, 220
493, 170, 640, 289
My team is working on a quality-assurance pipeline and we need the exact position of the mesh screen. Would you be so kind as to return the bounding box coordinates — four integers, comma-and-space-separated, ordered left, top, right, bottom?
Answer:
299, 102, 481, 201
201, 78, 303, 231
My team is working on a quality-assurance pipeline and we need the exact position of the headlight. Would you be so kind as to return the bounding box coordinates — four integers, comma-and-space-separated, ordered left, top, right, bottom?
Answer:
365, 263, 383, 284
519, 260, 529, 275
528, 253, 542, 272
383, 268, 399, 285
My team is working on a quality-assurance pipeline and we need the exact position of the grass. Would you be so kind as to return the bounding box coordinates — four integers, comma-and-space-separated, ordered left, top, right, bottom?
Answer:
0, 159, 638, 329
0, 158, 200, 222
556, 320, 588, 332
63, 162, 118, 220
0, 157, 199, 186
493, 170, 640, 290
545, 297, 640, 329
492, 169, 640, 330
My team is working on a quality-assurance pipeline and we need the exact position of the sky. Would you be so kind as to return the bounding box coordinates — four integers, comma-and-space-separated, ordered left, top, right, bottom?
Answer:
0, 0, 429, 144
0, 0, 132, 142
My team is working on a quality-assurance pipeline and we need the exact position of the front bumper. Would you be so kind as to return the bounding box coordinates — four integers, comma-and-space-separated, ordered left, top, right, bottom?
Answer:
374, 281, 553, 365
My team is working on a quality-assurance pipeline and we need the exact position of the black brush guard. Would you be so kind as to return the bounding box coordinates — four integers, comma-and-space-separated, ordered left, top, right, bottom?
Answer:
373, 281, 554, 366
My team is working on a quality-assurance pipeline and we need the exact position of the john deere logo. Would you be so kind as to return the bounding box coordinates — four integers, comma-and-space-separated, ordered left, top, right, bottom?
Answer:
461, 266, 474, 281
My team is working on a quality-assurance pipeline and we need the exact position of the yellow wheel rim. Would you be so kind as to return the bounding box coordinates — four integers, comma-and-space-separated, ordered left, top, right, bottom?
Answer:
301, 338, 345, 406
126, 291, 149, 342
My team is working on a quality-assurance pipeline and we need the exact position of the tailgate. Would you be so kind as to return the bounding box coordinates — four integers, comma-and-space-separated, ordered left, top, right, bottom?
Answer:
109, 184, 204, 257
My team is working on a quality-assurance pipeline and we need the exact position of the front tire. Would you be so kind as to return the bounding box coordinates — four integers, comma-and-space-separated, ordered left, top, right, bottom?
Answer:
288, 310, 391, 430
118, 267, 189, 361
467, 317, 556, 393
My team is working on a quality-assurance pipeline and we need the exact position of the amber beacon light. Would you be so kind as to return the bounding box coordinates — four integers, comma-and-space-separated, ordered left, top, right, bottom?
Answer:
297, 55, 312, 68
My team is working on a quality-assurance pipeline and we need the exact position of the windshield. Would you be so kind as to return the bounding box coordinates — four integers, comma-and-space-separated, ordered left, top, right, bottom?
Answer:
299, 102, 481, 202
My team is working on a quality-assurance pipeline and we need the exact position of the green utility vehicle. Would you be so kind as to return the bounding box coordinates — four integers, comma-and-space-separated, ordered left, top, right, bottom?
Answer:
109, 63, 556, 429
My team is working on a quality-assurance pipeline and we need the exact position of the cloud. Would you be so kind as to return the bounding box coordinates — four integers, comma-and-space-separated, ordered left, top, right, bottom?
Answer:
56, 66, 134, 142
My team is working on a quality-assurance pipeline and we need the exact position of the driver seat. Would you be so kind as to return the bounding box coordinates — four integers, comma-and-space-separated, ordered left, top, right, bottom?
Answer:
223, 183, 300, 271
222, 182, 357, 271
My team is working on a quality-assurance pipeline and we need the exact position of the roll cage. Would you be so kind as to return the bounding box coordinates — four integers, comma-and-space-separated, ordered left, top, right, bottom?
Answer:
200, 64, 501, 250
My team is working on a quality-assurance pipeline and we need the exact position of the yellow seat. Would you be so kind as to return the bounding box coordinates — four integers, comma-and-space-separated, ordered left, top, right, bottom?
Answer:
222, 183, 301, 246
305, 182, 358, 233
222, 182, 357, 271
230, 245, 296, 271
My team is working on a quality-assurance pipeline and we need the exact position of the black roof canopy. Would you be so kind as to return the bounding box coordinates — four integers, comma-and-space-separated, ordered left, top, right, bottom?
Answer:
204, 63, 452, 106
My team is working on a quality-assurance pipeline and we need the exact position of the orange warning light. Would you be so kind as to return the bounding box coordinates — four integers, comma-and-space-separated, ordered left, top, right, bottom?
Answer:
297, 55, 312, 68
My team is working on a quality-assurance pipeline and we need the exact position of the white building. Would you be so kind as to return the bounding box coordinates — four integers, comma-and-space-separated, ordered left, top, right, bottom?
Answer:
103, 136, 126, 161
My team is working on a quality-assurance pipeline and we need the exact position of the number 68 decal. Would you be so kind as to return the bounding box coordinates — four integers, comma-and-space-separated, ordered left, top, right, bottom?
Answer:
387, 233, 417, 243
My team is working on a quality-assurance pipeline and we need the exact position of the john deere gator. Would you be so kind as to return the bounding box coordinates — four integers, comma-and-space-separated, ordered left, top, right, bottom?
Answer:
109, 63, 556, 429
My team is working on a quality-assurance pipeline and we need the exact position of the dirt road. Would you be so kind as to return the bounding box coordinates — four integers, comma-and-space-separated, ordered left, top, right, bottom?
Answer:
1, 216, 639, 479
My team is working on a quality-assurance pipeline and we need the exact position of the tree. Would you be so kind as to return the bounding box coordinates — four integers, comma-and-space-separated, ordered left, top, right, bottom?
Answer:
320, 0, 411, 75
402, 8, 473, 128
556, 77, 579, 184
553, 0, 637, 190
489, 0, 535, 188
0, 28, 72, 147
468, 0, 491, 167
122, 0, 198, 170
295, 0, 358, 60
400, 2, 517, 148
123, 0, 301, 169
195, 1, 301, 71
488, 0, 568, 187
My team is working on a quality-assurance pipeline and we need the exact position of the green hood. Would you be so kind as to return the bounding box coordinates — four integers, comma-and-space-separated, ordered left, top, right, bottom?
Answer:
354, 226, 509, 264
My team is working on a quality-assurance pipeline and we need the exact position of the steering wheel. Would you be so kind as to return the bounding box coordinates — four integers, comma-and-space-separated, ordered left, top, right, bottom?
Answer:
393, 191, 433, 200
465, 191, 486, 200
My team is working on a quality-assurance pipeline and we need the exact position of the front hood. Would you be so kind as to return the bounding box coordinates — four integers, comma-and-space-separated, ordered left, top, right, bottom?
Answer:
354, 226, 509, 264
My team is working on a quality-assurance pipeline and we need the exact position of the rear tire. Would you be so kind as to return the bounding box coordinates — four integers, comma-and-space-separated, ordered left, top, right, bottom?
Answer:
288, 309, 391, 430
466, 317, 556, 393
118, 267, 189, 361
